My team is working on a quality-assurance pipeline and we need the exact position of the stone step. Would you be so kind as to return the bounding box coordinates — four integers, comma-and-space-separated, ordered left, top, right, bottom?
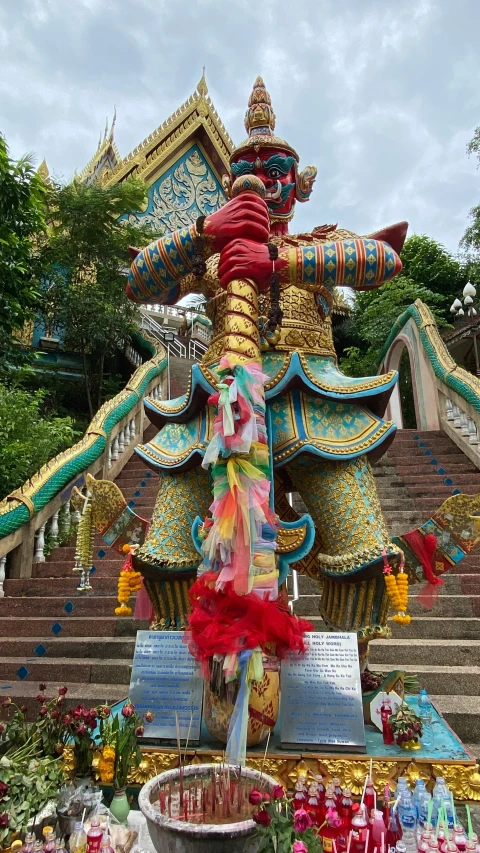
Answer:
0, 656, 131, 685
369, 639, 480, 667
387, 446, 465, 459
0, 616, 147, 638
431, 696, 480, 744
0, 681, 129, 721
4, 578, 118, 596
293, 594, 479, 618
0, 596, 119, 617
372, 497, 418, 509
294, 574, 480, 596
400, 473, 480, 486
374, 663, 480, 697
0, 636, 136, 660
394, 462, 479, 475
35, 560, 121, 579
406, 483, 478, 498
305, 615, 480, 639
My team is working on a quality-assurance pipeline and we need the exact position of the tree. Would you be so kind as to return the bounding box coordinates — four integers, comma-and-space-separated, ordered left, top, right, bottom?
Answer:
41, 179, 157, 418
0, 135, 46, 370
399, 234, 468, 315
461, 126, 480, 260
0, 385, 77, 500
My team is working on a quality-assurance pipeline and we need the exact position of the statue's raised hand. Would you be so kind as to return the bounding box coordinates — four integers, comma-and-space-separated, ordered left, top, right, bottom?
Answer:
204, 193, 270, 252
218, 239, 288, 292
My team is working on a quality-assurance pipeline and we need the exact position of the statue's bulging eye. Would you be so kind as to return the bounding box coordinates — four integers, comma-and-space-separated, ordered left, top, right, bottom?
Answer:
269, 168, 281, 179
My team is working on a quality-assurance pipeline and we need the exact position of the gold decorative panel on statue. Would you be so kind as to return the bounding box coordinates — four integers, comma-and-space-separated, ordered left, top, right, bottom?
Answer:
203, 669, 279, 747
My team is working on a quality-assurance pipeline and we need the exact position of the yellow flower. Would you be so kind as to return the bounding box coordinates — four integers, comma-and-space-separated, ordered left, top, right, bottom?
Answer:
102, 745, 115, 761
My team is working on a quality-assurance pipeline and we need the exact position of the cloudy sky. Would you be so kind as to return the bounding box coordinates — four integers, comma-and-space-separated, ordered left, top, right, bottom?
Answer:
1, 0, 479, 252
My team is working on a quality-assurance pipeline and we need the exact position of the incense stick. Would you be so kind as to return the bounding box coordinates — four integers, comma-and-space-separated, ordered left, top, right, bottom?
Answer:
183, 711, 193, 763
260, 729, 272, 788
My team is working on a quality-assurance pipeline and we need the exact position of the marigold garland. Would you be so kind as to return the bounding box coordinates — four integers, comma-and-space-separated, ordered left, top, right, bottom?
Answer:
115, 545, 143, 617
382, 548, 411, 625
98, 745, 115, 783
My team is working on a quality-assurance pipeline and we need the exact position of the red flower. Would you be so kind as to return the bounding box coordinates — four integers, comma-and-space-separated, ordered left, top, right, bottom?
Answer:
20, 705, 28, 713
293, 842, 308, 853
99, 705, 110, 718
136, 726, 144, 736
272, 785, 285, 800
144, 710, 154, 723
1, 699, 11, 708
77, 724, 87, 736
0, 724, 5, 735
39, 706, 48, 717
39, 683, 47, 691
58, 686, 68, 696
262, 793, 270, 803
57, 697, 64, 706
248, 789, 263, 805
51, 710, 60, 720
73, 706, 84, 719
88, 708, 97, 719
36, 694, 46, 703
252, 810, 271, 828
62, 715, 72, 725
293, 809, 313, 833
0, 813, 9, 828
121, 702, 134, 718
0, 782, 9, 799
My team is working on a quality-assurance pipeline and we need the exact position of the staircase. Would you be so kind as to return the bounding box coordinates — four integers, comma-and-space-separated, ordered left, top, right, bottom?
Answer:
0, 425, 159, 717
292, 429, 480, 748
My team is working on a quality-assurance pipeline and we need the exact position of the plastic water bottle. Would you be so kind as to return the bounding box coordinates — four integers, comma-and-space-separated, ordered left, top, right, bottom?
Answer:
418, 690, 433, 747
398, 791, 418, 853
417, 791, 432, 835
413, 781, 426, 817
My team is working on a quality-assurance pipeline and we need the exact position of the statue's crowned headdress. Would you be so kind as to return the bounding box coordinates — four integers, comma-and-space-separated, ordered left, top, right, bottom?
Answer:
231, 76, 299, 161
227, 76, 317, 211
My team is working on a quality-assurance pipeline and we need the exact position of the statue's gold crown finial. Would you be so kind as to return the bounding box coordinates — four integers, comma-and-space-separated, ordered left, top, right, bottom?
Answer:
231, 76, 298, 163
244, 75, 276, 135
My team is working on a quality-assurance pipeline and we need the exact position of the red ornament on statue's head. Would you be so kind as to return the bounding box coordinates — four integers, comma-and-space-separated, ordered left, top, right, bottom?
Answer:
225, 76, 317, 225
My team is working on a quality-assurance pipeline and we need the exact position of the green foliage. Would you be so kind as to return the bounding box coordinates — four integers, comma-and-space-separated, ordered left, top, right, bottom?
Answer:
461, 127, 480, 260
0, 136, 47, 370
40, 178, 158, 417
0, 748, 64, 847
400, 234, 468, 314
0, 384, 78, 500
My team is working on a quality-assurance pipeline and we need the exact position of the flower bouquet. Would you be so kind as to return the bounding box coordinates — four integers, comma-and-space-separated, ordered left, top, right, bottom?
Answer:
249, 784, 322, 853
390, 702, 423, 748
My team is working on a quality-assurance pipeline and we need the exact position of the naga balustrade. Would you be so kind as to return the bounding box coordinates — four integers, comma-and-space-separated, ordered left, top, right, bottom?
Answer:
378, 299, 480, 470
0, 332, 167, 589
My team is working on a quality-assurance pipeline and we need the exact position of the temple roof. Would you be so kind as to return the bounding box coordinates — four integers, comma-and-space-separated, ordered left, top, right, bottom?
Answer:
80, 72, 233, 190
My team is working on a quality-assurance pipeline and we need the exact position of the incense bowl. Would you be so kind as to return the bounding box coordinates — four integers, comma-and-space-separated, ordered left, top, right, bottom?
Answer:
139, 763, 278, 853
203, 670, 279, 746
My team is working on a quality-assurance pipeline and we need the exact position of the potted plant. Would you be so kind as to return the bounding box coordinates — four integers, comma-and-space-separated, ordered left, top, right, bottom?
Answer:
97, 700, 152, 825
390, 702, 423, 749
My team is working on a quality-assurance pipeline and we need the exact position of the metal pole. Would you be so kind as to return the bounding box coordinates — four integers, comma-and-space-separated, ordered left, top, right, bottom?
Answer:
474, 333, 480, 378
167, 343, 171, 399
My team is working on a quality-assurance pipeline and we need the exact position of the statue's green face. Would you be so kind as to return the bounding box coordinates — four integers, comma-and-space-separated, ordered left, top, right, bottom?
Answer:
230, 149, 297, 219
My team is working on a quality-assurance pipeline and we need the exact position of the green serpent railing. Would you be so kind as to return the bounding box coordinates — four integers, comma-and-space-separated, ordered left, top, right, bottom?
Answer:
378, 299, 480, 412
0, 331, 167, 541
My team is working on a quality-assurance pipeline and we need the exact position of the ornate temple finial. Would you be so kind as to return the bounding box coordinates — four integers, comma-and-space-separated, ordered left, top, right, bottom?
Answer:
109, 106, 117, 142
37, 159, 49, 182
244, 76, 276, 134
197, 68, 208, 97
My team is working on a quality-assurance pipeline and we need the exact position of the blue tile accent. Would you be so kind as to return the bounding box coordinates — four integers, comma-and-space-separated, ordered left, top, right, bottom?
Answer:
424, 450, 432, 456
430, 459, 438, 465
51, 622, 63, 635
145, 472, 152, 478
97, 549, 106, 559
16, 666, 29, 681
0, 685, 13, 690
90, 565, 97, 574
140, 481, 147, 488
437, 467, 445, 474
413, 434, 420, 440
453, 489, 462, 495
418, 441, 426, 447
64, 601, 74, 614
134, 491, 141, 497
34, 644, 47, 657
444, 478, 453, 486
128, 500, 135, 508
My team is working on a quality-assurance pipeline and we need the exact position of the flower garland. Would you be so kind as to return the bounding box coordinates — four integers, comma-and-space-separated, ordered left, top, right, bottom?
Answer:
115, 545, 142, 616
382, 549, 410, 625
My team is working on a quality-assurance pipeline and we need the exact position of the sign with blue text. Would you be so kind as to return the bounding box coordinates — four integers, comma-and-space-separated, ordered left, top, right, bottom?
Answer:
129, 631, 203, 742
280, 632, 366, 752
